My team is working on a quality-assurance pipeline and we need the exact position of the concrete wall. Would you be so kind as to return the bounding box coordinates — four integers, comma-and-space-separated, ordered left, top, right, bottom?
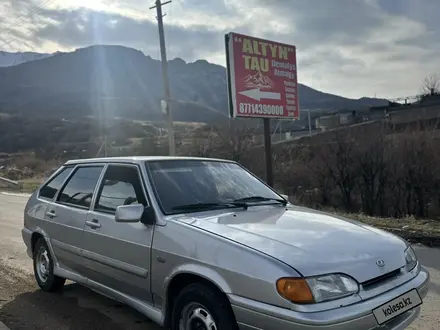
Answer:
316, 114, 340, 131
387, 105, 440, 126
340, 113, 355, 125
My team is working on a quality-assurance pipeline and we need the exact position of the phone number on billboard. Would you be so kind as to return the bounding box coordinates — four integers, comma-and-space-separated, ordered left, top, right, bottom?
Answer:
239, 103, 284, 116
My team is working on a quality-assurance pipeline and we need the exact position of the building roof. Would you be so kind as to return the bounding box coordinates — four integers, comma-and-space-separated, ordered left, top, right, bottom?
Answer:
64, 156, 233, 166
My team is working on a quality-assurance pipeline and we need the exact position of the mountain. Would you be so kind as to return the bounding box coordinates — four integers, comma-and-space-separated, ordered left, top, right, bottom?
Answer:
0, 45, 388, 123
0, 51, 54, 67
297, 86, 387, 110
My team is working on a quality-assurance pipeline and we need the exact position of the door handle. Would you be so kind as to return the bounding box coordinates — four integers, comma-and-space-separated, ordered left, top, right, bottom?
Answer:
85, 220, 101, 229
46, 210, 57, 218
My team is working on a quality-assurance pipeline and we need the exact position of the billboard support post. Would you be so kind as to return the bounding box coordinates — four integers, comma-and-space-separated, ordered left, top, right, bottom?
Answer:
263, 118, 273, 186
225, 32, 299, 187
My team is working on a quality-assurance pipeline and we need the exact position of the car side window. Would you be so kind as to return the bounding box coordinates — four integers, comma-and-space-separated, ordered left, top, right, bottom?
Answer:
39, 166, 74, 200
95, 165, 147, 214
57, 166, 104, 209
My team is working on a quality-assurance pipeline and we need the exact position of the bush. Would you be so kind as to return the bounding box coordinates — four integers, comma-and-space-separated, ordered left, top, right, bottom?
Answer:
185, 121, 440, 219
271, 126, 440, 219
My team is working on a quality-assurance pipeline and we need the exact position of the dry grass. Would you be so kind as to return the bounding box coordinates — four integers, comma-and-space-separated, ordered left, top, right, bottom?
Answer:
340, 213, 440, 236
19, 179, 43, 192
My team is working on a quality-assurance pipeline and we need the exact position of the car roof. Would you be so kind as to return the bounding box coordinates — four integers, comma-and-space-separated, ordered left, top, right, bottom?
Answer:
64, 156, 235, 166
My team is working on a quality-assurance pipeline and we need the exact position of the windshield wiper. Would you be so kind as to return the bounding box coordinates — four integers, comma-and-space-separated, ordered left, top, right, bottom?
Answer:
172, 202, 248, 211
233, 196, 287, 206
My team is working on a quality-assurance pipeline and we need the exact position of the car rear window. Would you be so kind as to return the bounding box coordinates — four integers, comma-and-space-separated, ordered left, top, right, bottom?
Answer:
39, 167, 74, 200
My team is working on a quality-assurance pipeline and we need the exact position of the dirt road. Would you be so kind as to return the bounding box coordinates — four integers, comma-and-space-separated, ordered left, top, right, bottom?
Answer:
0, 193, 439, 329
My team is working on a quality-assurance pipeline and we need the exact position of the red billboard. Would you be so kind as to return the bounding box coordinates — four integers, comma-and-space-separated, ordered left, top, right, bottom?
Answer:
225, 32, 299, 119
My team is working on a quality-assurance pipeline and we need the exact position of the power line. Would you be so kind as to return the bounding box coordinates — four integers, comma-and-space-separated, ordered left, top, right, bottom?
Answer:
0, 0, 56, 52
1, 0, 56, 33
0, 35, 38, 52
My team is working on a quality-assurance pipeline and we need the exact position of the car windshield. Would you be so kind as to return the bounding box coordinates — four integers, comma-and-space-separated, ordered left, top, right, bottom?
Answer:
146, 160, 283, 214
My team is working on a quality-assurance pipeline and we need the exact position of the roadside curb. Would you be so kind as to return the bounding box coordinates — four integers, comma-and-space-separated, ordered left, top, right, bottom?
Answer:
378, 226, 440, 247
0, 321, 11, 330
1, 191, 31, 197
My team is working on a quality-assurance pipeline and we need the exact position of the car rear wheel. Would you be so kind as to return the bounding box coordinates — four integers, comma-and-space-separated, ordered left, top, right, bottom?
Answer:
33, 237, 65, 292
171, 283, 238, 330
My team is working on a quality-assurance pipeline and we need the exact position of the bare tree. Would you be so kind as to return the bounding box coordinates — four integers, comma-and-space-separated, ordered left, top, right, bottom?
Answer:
316, 128, 359, 211
188, 126, 216, 157
356, 127, 388, 216
421, 73, 440, 96
308, 151, 334, 207
213, 120, 257, 162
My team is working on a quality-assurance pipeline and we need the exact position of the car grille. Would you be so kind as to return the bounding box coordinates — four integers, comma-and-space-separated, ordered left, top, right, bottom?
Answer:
361, 268, 401, 290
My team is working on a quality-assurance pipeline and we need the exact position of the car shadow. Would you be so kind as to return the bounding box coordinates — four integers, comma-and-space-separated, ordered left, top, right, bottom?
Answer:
0, 282, 163, 330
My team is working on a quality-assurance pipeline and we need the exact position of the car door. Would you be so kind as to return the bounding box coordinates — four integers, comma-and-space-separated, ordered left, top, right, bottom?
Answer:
36, 165, 75, 226
45, 164, 104, 275
81, 163, 154, 304
36, 165, 75, 252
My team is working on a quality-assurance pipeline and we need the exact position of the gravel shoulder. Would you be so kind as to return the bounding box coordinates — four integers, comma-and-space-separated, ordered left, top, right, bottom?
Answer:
0, 257, 160, 330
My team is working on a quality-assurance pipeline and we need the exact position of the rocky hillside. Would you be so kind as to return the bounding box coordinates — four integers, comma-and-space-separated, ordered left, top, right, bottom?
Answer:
0, 45, 388, 123
0, 51, 53, 67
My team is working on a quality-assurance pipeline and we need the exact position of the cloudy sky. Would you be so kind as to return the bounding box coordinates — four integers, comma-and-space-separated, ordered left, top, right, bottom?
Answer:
0, 0, 438, 99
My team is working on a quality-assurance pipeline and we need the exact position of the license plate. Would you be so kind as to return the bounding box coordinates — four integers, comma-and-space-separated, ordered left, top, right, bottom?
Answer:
373, 289, 422, 325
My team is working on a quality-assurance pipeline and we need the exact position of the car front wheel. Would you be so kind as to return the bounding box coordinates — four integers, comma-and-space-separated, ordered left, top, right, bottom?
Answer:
33, 237, 65, 292
171, 283, 238, 330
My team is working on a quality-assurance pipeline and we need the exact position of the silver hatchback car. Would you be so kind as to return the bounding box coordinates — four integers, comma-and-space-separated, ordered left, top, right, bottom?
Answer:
22, 156, 429, 330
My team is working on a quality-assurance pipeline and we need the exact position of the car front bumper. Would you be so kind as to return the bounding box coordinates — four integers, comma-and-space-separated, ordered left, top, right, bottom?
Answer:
229, 266, 429, 330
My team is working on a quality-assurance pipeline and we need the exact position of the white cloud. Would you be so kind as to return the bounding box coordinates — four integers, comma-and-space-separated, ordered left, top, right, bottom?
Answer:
1, 0, 440, 99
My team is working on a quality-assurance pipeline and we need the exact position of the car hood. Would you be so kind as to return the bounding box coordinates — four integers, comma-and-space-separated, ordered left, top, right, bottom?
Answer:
172, 205, 408, 283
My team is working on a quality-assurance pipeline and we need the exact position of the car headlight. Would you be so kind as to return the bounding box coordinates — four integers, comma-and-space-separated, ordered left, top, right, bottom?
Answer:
276, 274, 359, 304
405, 246, 418, 271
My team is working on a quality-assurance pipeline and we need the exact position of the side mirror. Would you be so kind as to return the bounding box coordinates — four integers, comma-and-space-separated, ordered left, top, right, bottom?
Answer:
141, 206, 156, 225
115, 204, 156, 225
115, 204, 144, 223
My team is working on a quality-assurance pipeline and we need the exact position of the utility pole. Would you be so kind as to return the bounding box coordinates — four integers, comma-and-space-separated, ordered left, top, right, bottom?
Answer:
308, 109, 312, 138
150, 0, 175, 156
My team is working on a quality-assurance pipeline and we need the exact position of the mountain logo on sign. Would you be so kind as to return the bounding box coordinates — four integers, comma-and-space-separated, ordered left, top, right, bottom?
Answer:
243, 70, 274, 89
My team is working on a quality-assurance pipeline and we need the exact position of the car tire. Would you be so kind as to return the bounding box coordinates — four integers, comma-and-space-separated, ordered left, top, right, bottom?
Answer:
33, 237, 66, 292
170, 283, 238, 330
